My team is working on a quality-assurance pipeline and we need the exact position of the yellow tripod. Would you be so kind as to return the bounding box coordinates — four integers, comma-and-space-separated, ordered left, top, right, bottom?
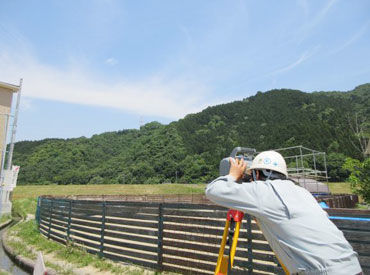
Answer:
215, 210, 244, 275
215, 211, 290, 275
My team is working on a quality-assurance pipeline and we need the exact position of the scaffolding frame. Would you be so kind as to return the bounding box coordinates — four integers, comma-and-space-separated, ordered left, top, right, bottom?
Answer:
272, 145, 329, 193
274, 145, 328, 180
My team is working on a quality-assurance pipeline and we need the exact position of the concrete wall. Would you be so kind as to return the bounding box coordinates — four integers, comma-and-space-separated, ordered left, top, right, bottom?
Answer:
0, 87, 13, 171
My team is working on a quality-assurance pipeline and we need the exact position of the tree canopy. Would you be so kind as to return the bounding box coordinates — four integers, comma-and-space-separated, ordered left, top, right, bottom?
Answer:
12, 84, 370, 185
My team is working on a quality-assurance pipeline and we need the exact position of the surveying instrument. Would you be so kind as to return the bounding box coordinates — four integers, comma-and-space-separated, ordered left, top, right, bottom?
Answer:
215, 147, 255, 275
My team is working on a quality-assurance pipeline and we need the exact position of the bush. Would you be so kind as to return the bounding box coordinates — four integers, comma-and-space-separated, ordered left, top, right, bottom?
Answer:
327, 153, 350, 182
343, 158, 370, 203
88, 176, 104, 185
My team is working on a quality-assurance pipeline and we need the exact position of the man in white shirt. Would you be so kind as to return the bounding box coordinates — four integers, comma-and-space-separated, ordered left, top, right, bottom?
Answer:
206, 151, 362, 275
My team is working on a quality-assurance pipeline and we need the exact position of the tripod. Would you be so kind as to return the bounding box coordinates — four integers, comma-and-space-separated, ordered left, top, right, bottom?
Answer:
215, 210, 244, 275
215, 210, 289, 275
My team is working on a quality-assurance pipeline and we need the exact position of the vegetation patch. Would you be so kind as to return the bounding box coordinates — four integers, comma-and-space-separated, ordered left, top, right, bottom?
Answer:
326, 182, 352, 194
12, 198, 38, 218
343, 157, 370, 204
0, 214, 12, 224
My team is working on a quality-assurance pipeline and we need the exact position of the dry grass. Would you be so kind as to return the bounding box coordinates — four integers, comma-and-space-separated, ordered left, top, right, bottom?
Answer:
326, 182, 352, 194
13, 182, 354, 200
13, 184, 207, 200
12, 184, 207, 216
12, 182, 357, 216
14, 181, 353, 200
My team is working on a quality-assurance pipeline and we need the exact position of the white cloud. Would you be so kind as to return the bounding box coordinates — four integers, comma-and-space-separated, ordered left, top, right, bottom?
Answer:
271, 54, 308, 75
269, 46, 320, 76
105, 57, 118, 66
329, 21, 370, 55
297, 0, 337, 44
306, 0, 337, 30
315, 0, 336, 23
0, 49, 212, 120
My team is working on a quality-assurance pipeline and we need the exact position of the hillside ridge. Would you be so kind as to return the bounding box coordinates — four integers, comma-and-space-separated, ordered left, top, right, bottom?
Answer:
12, 84, 369, 185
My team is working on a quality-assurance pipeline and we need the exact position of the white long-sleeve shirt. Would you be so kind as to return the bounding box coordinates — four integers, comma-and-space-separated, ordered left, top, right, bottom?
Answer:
206, 175, 362, 275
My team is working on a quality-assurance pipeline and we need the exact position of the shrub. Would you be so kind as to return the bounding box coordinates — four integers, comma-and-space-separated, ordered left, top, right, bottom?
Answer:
343, 158, 370, 203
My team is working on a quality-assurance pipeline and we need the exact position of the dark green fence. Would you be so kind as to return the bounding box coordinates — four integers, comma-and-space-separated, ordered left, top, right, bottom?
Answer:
36, 196, 283, 274
35, 196, 369, 274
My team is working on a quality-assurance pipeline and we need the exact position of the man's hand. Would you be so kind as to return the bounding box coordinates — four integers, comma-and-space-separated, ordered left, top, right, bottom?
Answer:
228, 157, 247, 181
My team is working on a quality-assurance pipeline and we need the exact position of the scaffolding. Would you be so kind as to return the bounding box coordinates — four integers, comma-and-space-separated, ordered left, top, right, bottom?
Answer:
273, 145, 329, 193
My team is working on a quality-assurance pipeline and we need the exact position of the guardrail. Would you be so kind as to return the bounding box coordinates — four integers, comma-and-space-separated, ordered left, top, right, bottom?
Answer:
36, 196, 369, 274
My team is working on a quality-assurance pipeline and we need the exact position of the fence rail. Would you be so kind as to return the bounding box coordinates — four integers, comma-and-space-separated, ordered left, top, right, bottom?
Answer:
45, 193, 359, 208
36, 196, 369, 274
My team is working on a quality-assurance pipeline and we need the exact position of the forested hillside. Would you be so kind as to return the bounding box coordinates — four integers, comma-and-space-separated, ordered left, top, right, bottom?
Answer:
12, 84, 369, 185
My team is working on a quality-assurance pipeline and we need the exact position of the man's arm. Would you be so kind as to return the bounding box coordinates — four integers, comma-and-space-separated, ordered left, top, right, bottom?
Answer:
205, 158, 262, 217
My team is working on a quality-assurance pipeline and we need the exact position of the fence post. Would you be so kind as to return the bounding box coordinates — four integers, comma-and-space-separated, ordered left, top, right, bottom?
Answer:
157, 203, 164, 271
35, 197, 41, 228
99, 201, 106, 257
67, 200, 72, 240
48, 199, 53, 239
246, 214, 253, 274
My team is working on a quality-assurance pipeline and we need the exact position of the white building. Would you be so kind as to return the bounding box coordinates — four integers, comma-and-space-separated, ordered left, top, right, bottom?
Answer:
0, 80, 21, 215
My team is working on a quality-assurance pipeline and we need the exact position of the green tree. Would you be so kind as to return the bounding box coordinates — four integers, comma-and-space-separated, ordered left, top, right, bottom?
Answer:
326, 153, 350, 182
343, 158, 370, 203
11, 83, 370, 186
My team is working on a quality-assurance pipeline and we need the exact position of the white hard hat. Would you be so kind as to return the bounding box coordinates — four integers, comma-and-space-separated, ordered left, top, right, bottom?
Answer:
249, 150, 288, 177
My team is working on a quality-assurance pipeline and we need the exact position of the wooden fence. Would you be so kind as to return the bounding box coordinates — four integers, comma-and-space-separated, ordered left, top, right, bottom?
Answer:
326, 208, 370, 274
36, 197, 283, 274
316, 194, 359, 208
36, 196, 369, 274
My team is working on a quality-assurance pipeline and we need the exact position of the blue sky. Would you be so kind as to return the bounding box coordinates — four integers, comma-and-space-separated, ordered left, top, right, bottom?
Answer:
0, 0, 369, 141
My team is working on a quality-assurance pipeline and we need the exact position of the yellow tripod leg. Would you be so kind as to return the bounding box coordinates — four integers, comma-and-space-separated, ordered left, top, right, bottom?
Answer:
215, 210, 244, 275
275, 255, 289, 275
218, 257, 229, 275
229, 220, 241, 268
216, 220, 242, 275
215, 220, 230, 275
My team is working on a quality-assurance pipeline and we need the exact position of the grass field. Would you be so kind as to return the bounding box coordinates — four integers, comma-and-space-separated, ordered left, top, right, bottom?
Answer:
13, 183, 207, 200
11, 182, 354, 216
12, 184, 207, 216
326, 182, 352, 194
13, 182, 353, 200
